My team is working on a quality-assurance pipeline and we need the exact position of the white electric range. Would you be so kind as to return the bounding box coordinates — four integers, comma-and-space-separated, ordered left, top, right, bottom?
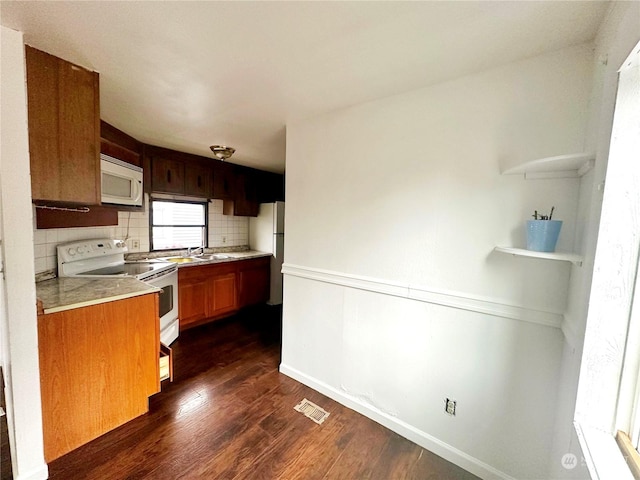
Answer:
57, 238, 179, 345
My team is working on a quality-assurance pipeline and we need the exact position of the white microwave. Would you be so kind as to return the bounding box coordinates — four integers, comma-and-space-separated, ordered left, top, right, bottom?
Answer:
101, 154, 143, 207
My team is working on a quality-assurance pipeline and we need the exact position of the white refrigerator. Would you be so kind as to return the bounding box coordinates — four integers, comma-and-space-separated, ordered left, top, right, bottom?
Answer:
249, 201, 285, 305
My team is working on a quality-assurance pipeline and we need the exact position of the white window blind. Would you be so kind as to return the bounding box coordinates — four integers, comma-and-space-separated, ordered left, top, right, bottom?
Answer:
151, 200, 207, 250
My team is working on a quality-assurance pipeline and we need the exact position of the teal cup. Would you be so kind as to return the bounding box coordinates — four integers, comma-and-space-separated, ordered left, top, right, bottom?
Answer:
526, 220, 562, 252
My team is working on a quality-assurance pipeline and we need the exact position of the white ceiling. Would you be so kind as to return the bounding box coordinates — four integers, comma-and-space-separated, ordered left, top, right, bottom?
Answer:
1, 1, 609, 173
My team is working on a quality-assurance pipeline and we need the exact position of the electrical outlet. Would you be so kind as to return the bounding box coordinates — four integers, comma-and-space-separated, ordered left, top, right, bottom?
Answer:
131, 239, 140, 249
445, 398, 456, 416
222, 236, 227, 244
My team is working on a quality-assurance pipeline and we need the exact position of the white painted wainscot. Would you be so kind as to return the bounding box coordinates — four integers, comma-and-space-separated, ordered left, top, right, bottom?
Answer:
281, 264, 566, 480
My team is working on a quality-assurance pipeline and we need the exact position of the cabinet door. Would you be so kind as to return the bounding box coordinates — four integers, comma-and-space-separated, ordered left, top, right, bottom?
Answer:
238, 259, 270, 308
178, 275, 208, 328
212, 162, 235, 200
209, 272, 237, 317
256, 171, 285, 203
184, 162, 212, 198
151, 155, 185, 194
26, 46, 100, 205
233, 168, 259, 217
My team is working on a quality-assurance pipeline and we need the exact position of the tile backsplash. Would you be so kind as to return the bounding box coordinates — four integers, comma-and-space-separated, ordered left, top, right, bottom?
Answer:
33, 199, 249, 274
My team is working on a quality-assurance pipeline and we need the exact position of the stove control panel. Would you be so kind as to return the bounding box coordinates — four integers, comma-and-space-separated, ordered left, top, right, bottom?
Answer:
57, 238, 128, 264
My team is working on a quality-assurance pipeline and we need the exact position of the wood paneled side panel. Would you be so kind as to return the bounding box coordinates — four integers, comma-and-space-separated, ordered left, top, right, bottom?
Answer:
129, 293, 159, 397
237, 257, 270, 271
38, 310, 93, 462
238, 263, 270, 308
38, 294, 159, 462
153, 294, 161, 391
95, 295, 157, 433
58, 60, 100, 205
26, 46, 60, 201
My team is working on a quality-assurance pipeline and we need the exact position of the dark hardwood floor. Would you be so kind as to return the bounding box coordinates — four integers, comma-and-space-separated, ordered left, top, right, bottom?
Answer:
48, 305, 479, 480
1, 368, 12, 480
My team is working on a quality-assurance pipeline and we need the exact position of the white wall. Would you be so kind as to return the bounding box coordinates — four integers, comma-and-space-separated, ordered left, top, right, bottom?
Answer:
282, 44, 594, 479
0, 26, 48, 480
33, 198, 249, 274
548, 3, 640, 478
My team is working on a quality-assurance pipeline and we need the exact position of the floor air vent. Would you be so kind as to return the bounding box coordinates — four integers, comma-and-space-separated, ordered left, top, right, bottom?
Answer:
294, 398, 330, 425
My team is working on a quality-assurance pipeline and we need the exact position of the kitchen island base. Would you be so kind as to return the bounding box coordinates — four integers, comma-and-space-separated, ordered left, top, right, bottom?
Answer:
38, 292, 160, 462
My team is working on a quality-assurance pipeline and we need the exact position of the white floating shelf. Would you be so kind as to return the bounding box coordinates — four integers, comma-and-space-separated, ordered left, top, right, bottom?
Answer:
502, 153, 595, 179
494, 246, 583, 266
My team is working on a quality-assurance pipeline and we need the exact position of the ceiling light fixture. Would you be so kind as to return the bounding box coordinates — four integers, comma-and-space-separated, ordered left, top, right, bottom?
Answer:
209, 145, 235, 161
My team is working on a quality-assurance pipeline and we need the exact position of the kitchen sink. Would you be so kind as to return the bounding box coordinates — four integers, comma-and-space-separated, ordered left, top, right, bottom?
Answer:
161, 257, 196, 263
159, 254, 231, 263
193, 253, 230, 260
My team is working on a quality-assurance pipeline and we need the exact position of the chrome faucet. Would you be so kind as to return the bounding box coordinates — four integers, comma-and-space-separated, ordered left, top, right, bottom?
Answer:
187, 246, 204, 256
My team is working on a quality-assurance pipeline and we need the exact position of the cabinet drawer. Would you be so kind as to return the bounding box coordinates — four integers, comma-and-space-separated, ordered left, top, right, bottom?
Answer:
159, 343, 173, 383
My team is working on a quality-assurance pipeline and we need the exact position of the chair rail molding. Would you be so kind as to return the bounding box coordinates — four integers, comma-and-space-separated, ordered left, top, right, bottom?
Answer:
282, 263, 564, 330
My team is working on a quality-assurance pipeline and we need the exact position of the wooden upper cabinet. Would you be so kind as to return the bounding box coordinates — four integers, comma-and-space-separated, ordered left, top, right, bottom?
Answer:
184, 162, 212, 198
149, 146, 213, 198
256, 171, 285, 203
146, 144, 280, 209
222, 166, 283, 217
232, 167, 259, 217
212, 162, 235, 200
26, 46, 100, 205
150, 152, 185, 194
100, 120, 142, 168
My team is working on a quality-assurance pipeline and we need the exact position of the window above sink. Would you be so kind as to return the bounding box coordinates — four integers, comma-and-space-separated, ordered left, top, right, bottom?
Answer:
150, 199, 207, 251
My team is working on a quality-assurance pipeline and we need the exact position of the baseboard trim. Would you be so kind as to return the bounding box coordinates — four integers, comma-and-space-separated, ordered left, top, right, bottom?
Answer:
280, 363, 516, 480
282, 263, 563, 329
15, 464, 48, 480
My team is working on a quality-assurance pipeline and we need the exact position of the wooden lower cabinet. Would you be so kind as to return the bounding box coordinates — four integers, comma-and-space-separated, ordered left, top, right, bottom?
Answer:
179, 263, 238, 329
38, 293, 159, 462
238, 257, 270, 307
178, 257, 270, 330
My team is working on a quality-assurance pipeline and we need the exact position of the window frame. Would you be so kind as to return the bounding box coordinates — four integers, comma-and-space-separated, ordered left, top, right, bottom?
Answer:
574, 41, 640, 480
149, 198, 208, 252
